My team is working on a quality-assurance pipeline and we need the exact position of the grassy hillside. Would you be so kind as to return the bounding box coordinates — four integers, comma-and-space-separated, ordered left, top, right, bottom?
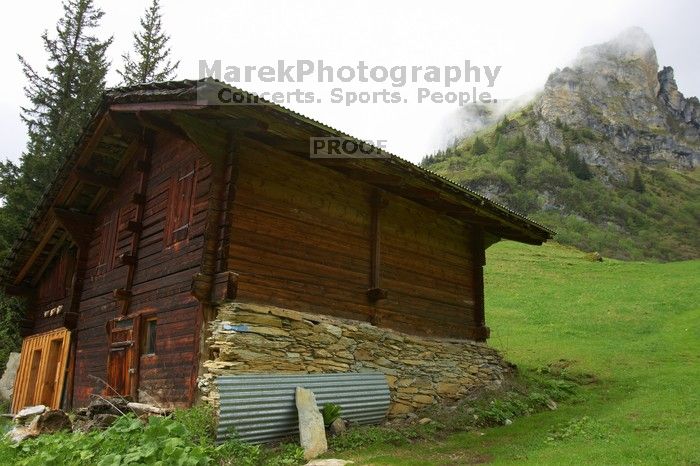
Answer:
421, 109, 700, 261
344, 241, 700, 464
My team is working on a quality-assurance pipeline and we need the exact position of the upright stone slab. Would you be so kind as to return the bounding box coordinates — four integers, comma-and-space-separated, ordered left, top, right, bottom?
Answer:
0, 352, 20, 402
295, 387, 327, 460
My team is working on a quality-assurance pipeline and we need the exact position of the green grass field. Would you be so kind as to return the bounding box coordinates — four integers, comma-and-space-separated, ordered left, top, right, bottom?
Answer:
343, 241, 700, 465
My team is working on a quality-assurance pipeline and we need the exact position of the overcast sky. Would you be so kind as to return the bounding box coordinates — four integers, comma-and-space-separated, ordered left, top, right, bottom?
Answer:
0, 0, 697, 164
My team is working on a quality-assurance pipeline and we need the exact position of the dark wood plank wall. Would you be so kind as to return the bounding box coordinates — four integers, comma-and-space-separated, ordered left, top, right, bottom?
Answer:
379, 195, 477, 337
228, 139, 374, 321
72, 133, 209, 407
32, 249, 75, 334
227, 139, 477, 338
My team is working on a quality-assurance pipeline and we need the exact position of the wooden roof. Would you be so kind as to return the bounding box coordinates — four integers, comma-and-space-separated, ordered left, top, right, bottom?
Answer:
1, 79, 553, 289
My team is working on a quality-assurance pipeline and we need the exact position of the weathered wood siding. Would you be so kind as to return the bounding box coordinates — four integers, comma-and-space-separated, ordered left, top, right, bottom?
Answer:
31, 249, 75, 334
72, 134, 209, 407
379, 195, 477, 336
227, 140, 477, 338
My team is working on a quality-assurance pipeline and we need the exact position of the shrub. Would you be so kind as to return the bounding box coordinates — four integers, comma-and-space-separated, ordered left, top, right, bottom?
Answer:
173, 403, 218, 445
321, 403, 342, 426
472, 136, 489, 155
0, 410, 306, 466
631, 168, 645, 193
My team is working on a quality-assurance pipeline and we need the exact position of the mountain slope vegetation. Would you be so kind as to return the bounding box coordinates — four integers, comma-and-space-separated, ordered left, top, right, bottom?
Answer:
423, 28, 699, 261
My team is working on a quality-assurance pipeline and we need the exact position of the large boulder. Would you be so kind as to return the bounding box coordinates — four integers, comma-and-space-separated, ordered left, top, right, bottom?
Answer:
0, 352, 20, 402
295, 387, 327, 460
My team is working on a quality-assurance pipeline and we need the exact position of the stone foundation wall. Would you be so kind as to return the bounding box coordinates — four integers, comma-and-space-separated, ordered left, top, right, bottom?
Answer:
199, 302, 512, 415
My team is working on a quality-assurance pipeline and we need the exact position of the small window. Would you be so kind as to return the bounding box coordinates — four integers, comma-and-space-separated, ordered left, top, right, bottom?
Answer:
141, 317, 157, 355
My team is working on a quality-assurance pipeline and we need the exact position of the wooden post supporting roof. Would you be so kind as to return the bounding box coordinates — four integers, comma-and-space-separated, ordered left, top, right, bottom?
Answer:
367, 189, 388, 311
468, 227, 489, 341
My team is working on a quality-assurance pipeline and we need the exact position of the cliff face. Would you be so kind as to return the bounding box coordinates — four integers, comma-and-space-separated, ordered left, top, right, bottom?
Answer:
532, 27, 699, 178
423, 28, 700, 261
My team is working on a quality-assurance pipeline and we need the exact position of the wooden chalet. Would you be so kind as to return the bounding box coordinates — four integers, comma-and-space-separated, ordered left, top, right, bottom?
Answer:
0, 80, 552, 412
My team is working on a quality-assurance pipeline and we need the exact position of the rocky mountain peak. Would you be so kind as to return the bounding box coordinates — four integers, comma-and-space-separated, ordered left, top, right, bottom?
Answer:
428, 28, 700, 261
534, 27, 699, 173
577, 27, 657, 67
658, 66, 700, 131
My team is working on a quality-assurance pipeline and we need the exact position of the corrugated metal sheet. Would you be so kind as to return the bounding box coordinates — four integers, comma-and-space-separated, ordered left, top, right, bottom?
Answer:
216, 372, 390, 444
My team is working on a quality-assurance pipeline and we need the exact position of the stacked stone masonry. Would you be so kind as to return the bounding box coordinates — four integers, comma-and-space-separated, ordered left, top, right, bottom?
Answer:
199, 302, 512, 416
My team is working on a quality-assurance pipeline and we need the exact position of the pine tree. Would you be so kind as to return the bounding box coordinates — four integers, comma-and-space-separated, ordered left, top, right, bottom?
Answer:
472, 136, 489, 155
0, 0, 111, 256
564, 146, 593, 180
632, 168, 645, 193
514, 152, 528, 184
118, 0, 179, 85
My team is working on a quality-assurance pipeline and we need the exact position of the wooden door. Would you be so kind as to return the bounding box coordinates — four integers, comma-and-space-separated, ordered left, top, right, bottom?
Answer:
106, 318, 136, 397
12, 328, 71, 413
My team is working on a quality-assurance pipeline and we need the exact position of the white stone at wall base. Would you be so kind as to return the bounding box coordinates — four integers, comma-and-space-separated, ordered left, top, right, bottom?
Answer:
296, 387, 328, 460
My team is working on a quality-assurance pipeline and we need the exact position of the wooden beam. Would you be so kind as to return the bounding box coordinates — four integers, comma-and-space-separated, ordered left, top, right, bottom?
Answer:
190, 131, 238, 311
401, 187, 442, 201
112, 134, 144, 177
126, 221, 143, 234
113, 288, 133, 300
110, 102, 207, 112
109, 112, 144, 141
212, 271, 239, 303
131, 192, 147, 205
52, 208, 95, 230
367, 189, 388, 305
168, 112, 230, 167
470, 227, 486, 335
366, 288, 388, 301
118, 130, 152, 316
136, 112, 188, 139
211, 117, 268, 133
31, 231, 69, 287
76, 168, 119, 190
118, 254, 137, 267
74, 112, 113, 167
216, 132, 241, 274
135, 160, 151, 172
243, 132, 308, 155
64, 245, 89, 331
14, 221, 58, 285
86, 137, 145, 213
331, 169, 404, 187
52, 208, 95, 247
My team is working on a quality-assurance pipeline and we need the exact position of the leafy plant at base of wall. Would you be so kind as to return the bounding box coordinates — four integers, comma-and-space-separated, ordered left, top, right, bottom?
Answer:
321, 403, 342, 426
173, 403, 218, 445
0, 411, 305, 466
